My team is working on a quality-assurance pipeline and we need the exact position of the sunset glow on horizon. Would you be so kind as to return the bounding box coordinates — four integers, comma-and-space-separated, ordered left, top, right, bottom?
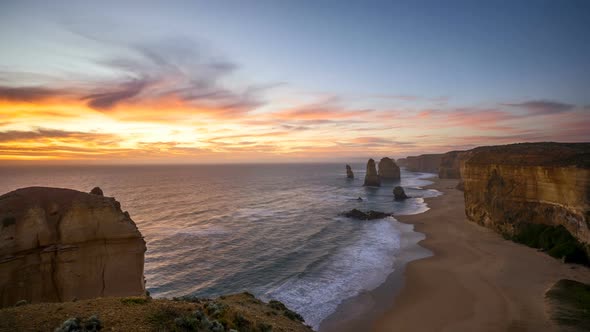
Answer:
1, 1, 589, 163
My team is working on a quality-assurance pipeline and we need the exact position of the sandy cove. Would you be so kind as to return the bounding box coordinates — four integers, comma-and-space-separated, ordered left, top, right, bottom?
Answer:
322, 177, 590, 332
373, 178, 590, 332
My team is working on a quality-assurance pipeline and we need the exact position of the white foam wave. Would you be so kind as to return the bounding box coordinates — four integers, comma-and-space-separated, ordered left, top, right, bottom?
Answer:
263, 218, 402, 329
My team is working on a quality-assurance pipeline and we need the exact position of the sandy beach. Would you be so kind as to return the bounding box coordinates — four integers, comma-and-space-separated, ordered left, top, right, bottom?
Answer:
322, 177, 590, 332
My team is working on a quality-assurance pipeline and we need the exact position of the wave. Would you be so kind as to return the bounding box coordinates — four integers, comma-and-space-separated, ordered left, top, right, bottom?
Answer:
262, 217, 402, 329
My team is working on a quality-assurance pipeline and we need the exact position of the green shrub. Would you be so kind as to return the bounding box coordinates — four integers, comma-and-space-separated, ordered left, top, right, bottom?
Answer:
512, 224, 589, 265
267, 300, 304, 323
205, 301, 227, 318
84, 315, 102, 332
257, 322, 273, 332
283, 309, 304, 322
268, 300, 287, 311
148, 307, 182, 330
54, 318, 81, 332
546, 279, 590, 330
120, 297, 149, 305
54, 315, 102, 332
209, 320, 225, 332
174, 316, 198, 331
15, 300, 28, 307
233, 312, 252, 330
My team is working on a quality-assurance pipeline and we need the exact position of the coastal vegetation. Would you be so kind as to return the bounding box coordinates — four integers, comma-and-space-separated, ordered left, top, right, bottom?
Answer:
546, 279, 590, 331
0, 294, 312, 332
509, 224, 589, 265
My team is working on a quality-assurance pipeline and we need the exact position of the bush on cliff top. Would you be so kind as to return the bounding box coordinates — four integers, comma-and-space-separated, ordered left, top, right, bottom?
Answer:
511, 224, 589, 265
54, 315, 102, 332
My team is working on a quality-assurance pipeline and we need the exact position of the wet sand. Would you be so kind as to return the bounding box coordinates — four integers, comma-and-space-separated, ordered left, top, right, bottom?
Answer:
322, 178, 590, 332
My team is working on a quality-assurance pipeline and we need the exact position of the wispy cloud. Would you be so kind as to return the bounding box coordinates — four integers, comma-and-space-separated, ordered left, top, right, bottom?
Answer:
0, 128, 117, 143
0, 86, 68, 102
503, 100, 575, 115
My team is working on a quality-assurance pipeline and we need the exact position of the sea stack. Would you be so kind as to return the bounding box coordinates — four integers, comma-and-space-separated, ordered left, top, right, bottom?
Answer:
0, 187, 146, 307
346, 164, 354, 179
377, 157, 401, 180
363, 159, 381, 186
461, 143, 590, 260
393, 186, 409, 200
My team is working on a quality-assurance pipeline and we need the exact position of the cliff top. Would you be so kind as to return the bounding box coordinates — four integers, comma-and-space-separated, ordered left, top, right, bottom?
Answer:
0, 186, 143, 256
0, 293, 313, 331
465, 142, 590, 168
0, 187, 113, 221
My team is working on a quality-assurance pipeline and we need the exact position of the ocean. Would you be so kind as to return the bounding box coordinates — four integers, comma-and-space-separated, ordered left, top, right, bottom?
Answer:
0, 163, 439, 329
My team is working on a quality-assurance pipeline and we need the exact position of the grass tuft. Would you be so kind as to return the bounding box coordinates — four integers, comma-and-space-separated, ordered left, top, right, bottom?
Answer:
120, 297, 150, 305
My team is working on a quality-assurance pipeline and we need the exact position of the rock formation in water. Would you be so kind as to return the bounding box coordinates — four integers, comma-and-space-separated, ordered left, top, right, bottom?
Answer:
393, 186, 409, 200
346, 164, 354, 179
0, 187, 146, 307
461, 142, 590, 260
438, 150, 467, 179
377, 157, 401, 180
397, 154, 443, 173
343, 209, 391, 220
363, 158, 381, 186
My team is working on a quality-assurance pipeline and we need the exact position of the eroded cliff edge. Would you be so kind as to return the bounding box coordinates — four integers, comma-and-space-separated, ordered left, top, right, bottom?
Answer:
0, 187, 146, 307
461, 142, 590, 260
397, 154, 443, 173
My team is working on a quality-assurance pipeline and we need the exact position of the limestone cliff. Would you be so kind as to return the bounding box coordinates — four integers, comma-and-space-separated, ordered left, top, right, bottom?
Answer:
461, 143, 590, 257
377, 157, 400, 180
0, 187, 146, 307
364, 159, 381, 186
438, 150, 467, 179
397, 154, 443, 173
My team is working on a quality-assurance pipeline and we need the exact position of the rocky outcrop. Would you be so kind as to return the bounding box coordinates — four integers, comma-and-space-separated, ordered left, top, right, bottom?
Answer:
0, 187, 146, 307
393, 186, 409, 200
364, 159, 381, 186
461, 142, 590, 259
0, 293, 314, 332
346, 165, 354, 179
438, 150, 467, 179
377, 157, 400, 180
343, 209, 391, 220
90, 187, 104, 196
397, 154, 443, 173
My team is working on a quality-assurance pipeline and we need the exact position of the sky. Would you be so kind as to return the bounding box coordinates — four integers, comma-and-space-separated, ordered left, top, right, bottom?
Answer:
0, 0, 589, 163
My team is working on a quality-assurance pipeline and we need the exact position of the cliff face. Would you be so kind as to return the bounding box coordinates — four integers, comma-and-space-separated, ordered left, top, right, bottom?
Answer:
438, 150, 467, 179
377, 157, 400, 179
398, 154, 443, 173
461, 143, 590, 255
0, 187, 146, 307
364, 159, 381, 186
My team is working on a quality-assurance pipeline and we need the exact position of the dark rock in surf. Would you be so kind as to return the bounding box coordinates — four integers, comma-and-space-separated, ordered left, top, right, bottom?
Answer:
343, 209, 391, 220
393, 186, 409, 200
346, 164, 354, 179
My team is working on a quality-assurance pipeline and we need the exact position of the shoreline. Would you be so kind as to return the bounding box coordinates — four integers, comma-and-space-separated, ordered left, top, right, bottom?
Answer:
318, 218, 431, 332
319, 176, 438, 332
322, 177, 590, 332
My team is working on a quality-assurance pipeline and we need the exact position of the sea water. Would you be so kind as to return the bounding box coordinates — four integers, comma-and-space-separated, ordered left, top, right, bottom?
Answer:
0, 163, 440, 329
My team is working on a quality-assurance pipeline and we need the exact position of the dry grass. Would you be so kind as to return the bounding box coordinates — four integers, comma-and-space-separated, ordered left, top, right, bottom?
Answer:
0, 293, 313, 332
